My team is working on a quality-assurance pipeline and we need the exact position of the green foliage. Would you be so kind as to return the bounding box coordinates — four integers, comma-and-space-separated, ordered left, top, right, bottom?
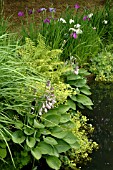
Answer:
90, 51, 113, 81
0, 34, 97, 170
66, 68, 93, 110
60, 112, 99, 170
18, 36, 73, 105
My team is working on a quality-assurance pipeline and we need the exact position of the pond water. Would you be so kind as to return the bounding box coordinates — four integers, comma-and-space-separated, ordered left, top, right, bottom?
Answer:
82, 82, 113, 170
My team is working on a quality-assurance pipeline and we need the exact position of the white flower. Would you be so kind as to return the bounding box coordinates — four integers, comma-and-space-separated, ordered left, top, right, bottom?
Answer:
103, 20, 108, 24
88, 13, 93, 18
44, 108, 48, 113
69, 28, 77, 32
74, 66, 79, 75
69, 19, 74, 24
58, 18, 66, 23
75, 28, 83, 34
74, 24, 81, 28
46, 103, 51, 109
69, 27, 82, 34
93, 27, 96, 30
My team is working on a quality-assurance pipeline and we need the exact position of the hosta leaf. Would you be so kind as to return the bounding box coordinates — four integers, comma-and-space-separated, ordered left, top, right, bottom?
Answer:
15, 121, 23, 129
46, 156, 61, 170
24, 127, 34, 135
43, 114, 60, 127
34, 119, 45, 128
0, 141, 6, 148
51, 127, 68, 139
67, 74, 81, 81
77, 103, 85, 109
0, 148, 7, 158
12, 130, 25, 144
68, 79, 86, 87
86, 105, 93, 110
70, 95, 77, 102
26, 137, 36, 148
79, 68, 90, 76
70, 141, 80, 150
31, 147, 41, 160
58, 105, 70, 114
34, 131, 41, 140
44, 137, 58, 145
79, 86, 91, 95
66, 99, 76, 110
76, 94, 93, 106
61, 121, 75, 129
40, 129, 51, 135
63, 132, 78, 144
60, 114, 71, 123
55, 139, 70, 153
38, 141, 53, 155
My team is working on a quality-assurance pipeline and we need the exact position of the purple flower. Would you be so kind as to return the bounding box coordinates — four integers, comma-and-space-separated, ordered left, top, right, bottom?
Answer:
49, 8, 56, 12
83, 16, 88, 20
18, 11, 24, 17
74, 3, 80, 9
37, 8, 46, 13
44, 18, 50, 23
71, 32, 77, 39
28, 9, 33, 14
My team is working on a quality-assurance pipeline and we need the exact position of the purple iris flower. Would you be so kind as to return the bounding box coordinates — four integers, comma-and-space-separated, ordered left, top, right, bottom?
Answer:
71, 32, 77, 39
28, 9, 33, 14
83, 16, 88, 20
44, 18, 50, 24
74, 3, 80, 9
49, 8, 56, 12
37, 8, 46, 13
18, 11, 24, 17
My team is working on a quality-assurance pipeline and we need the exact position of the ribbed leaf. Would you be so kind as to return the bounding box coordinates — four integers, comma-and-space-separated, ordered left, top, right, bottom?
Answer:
46, 156, 61, 170
66, 99, 76, 110
51, 127, 68, 139
68, 79, 86, 87
26, 137, 36, 148
44, 137, 58, 145
43, 114, 60, 127
31, 147, 41, 160
79, 86, 91, 95
60, 114, 71, 123
55, 139, 70, 153
0, 148, 7, 158
58, 105, 70, 114
76, 94, 93, 106
34, 119, 45, 128
63, 132, 78, 144
12, 130, 25, 144
24, 127, 34, 135
38, 141, 58, 157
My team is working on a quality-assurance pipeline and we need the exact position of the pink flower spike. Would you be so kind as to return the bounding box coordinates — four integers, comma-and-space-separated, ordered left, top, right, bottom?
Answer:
74, 3, 80, 9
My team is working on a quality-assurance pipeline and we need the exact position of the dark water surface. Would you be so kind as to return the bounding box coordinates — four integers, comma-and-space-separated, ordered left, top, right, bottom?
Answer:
82, 82, 113, 170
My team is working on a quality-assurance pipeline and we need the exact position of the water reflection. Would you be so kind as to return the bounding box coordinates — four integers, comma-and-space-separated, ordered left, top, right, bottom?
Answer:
82, 82, 113, 170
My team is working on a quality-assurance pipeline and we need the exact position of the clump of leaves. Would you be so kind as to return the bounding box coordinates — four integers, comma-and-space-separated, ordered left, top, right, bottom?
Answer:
90, 51, 113, 82
60, 111, 98, 170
